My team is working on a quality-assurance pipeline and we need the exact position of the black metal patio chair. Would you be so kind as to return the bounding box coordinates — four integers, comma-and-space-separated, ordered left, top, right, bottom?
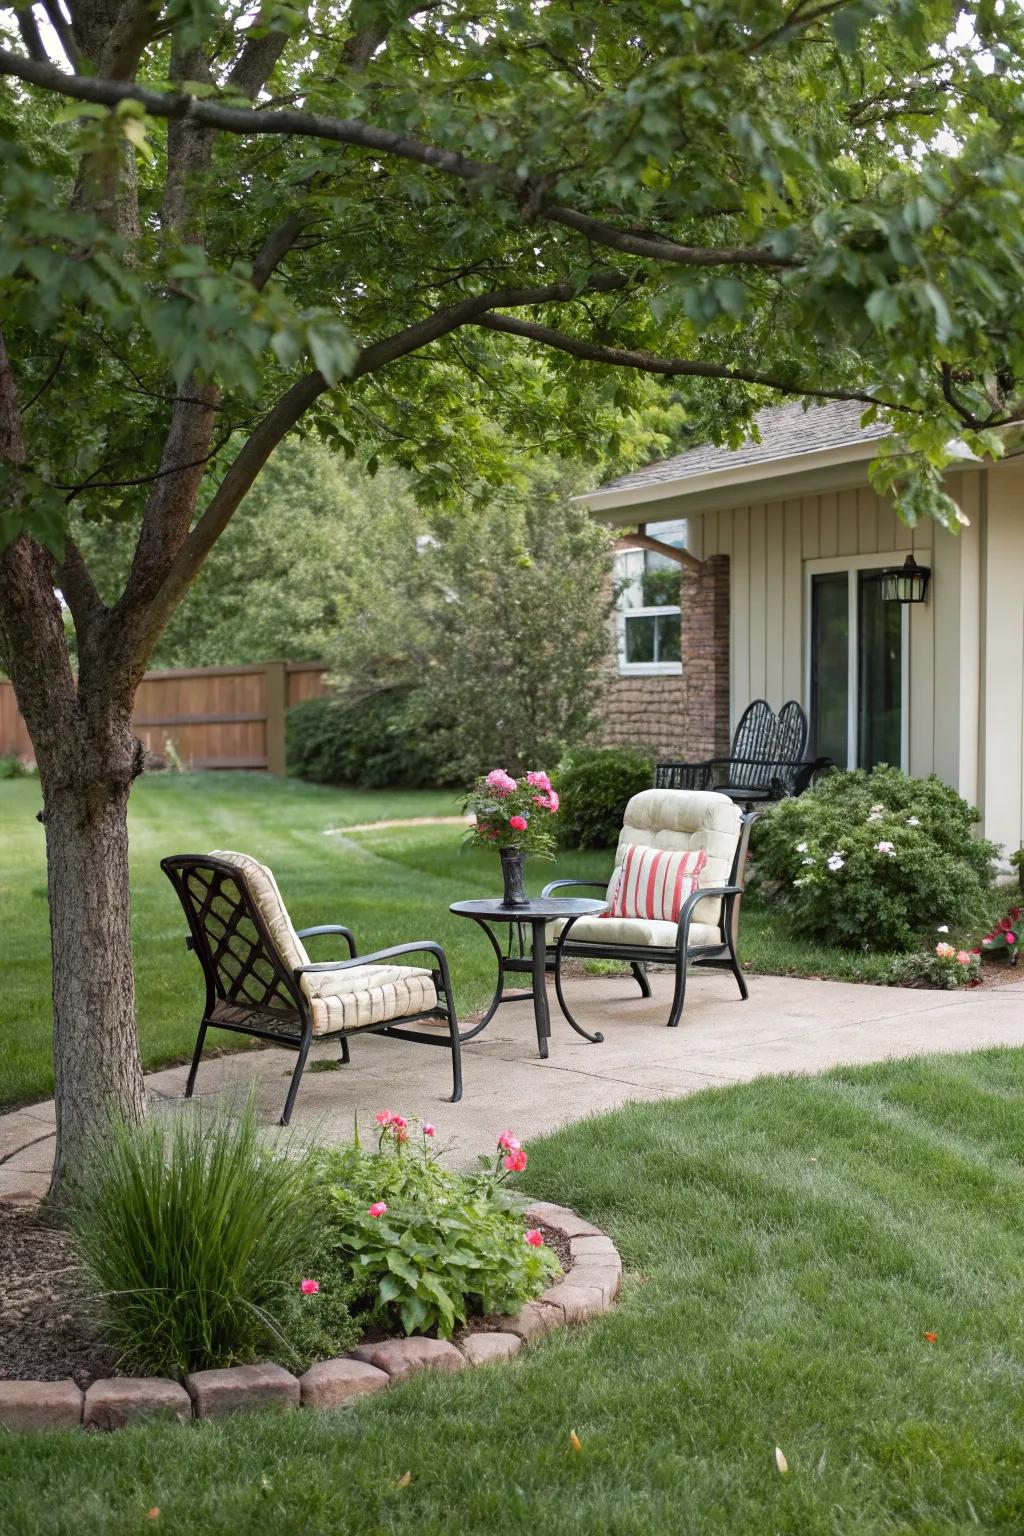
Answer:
542, 788, 757, 1033
655, 698, 829, 806
161, 850, 462, 1125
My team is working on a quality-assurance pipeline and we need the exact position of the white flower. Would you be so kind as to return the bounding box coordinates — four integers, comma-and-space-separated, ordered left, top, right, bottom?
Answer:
801, 856, 816, 865
827, 853, 845, 872
793, 877, 809, 887
907, 815, 921, 827
796, 841, 809, 854
936, 924, 949, 934
867, 810, 884, 823
875, 840, 895, 855
870, 803, 886, 813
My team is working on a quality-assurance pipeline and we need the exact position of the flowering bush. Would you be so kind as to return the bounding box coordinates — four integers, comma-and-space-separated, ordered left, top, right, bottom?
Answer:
752, 766, 997, 951
464, 767, 560, 857
889, 943, 981, 989
980, 907, 1021, 966
315, 1115, 560, 1338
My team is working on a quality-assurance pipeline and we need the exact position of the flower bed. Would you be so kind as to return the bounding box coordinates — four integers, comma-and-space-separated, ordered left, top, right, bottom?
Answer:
0, 1198, 621, 1434
0, 1106, 622, 1432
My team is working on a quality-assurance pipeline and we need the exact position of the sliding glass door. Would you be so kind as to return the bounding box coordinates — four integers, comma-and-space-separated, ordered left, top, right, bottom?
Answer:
809, 563, 906, 770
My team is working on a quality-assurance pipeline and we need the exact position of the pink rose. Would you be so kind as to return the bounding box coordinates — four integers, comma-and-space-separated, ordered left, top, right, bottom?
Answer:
423, 1123, 436, 1137
389, 1114, 408, 1129
485, 769, 517, 797
1008, 933, 1018, 946
955, 950, 972, 966
545, 789, 559, 813
503, 1149, 528, 1173
524, 1229, 544, 1247
935, 942, 955, 959
300, 1279, 320, 1295
526, 770, 552, 791
369, 1201, 388, 1218
375, 1110, 392, 1125
497, 1130, 521, 1152
509, 815, 528, 831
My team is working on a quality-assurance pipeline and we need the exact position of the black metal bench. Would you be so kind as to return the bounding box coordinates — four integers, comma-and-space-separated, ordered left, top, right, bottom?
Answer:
656, 699, 829, 807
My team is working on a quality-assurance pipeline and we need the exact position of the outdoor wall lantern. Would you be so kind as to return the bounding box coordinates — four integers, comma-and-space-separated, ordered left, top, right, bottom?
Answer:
880, 554, 931, 604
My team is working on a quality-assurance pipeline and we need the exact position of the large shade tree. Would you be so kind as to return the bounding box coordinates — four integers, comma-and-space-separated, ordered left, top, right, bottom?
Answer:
2, 0, 1024, 1192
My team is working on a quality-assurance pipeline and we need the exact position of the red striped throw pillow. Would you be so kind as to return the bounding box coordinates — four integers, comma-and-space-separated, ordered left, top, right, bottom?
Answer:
606, 845, 708, 923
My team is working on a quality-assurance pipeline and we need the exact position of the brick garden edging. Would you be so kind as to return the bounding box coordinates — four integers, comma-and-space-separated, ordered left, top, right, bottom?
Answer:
0, 1201, 621, 1434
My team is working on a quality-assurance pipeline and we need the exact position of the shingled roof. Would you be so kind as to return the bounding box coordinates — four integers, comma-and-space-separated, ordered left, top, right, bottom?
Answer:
593, 399, 890, 498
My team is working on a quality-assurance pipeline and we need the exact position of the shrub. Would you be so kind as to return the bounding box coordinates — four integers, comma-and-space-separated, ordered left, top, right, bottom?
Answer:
286, 693, 447, 788
752, 766, 998, 951
554, 746, 654, 849
0, 754, 33, 779
315, 1115, 560, 1338
889, 945, 980, 989
72, 1102, 357, 1378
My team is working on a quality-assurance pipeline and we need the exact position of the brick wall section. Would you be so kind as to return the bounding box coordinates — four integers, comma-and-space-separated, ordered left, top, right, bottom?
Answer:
599, 555, 730, 761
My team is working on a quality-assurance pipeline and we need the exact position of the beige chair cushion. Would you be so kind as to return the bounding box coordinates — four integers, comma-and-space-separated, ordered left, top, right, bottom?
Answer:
608, 789, 740, 930
551, 914, 723, 950
210, 850, 437, 1037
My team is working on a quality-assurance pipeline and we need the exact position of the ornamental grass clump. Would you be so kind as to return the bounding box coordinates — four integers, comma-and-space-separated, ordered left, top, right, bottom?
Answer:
72, 1101, 357, 1378
753, 766, 997, 951
315, 1115, 560, 1338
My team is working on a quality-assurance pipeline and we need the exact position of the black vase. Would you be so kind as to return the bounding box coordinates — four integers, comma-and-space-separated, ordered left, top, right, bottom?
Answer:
500, 848, 528, 907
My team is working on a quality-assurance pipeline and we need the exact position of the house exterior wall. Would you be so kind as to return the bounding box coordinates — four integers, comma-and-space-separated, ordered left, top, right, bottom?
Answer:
599, 556, 730, 761
980, 466, 1024, 859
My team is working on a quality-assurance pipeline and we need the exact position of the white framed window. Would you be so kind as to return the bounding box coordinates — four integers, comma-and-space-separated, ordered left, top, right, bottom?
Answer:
614, 519, 686, 676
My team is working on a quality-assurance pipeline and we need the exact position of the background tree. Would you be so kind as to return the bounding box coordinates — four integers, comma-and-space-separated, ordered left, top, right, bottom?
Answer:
2, 0, 1024, 1191
303, 458, 614, 778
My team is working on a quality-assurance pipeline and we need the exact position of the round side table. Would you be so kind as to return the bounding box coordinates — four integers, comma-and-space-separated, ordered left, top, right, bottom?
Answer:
450, 896, 607, 1058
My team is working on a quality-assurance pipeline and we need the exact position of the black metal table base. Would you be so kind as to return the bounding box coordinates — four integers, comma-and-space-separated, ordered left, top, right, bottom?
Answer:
450, 898, 607, 1057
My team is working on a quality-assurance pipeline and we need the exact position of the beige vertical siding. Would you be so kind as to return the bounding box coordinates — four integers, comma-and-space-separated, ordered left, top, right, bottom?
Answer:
981, 467, 1024, 858
697, 475, 980, 793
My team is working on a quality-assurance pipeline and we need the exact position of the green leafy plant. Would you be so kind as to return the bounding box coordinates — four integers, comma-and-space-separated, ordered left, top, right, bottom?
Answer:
553, 747, 655, 850
752, 767, 997, 951
889, 944, 980, 990
1010, 849, 1024, 894
317, 1116, 560, 1339
286, 693, 448, 789
0, 754, 33, 779
72, 1102, 357, 1378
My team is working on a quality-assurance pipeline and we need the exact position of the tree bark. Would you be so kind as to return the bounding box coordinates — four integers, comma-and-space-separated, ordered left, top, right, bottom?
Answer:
42, 752, 146, 1194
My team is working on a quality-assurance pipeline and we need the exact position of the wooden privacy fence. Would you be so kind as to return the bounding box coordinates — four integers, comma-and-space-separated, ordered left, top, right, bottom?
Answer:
0, 660, 328, 773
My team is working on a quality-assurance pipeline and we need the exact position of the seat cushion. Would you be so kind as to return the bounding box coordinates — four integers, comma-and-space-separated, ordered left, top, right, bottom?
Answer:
551, 915, 723, 950
300, 963, 438, 1037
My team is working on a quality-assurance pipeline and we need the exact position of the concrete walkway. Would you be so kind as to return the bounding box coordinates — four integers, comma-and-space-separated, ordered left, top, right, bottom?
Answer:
3, 969, 1022, 1198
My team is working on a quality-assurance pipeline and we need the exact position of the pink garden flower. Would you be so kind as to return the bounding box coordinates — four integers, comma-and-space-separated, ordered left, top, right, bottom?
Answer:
423, 1123, 436, 1137
369, 1201, 388, 1218
375, 1109, 392, 1125
524, 1229, 544, 1247
509, 815, 528, 831
935, 942, 955, 959
503, 1149, 528, 1173
485, 769, 518, 798
497, 1130, 521, 1152
526, 770, 552, 791
300, 1279, 320, 1295
389, 1114, 408, 1129
1008, 933, 1018, 946
875, 841, 895, 855
955, 950, 973, 966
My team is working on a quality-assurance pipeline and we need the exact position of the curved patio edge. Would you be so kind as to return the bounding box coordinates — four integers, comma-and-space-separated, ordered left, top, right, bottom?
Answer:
0, 1200, 621, 1434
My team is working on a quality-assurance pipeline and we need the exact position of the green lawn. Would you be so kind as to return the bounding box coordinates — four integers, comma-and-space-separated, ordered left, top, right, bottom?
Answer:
4, 1050, 1024, 1533
0, 771, 942, 1110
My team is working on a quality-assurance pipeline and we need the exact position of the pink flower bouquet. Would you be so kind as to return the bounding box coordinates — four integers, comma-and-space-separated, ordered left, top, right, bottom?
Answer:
463, 768, 559, 858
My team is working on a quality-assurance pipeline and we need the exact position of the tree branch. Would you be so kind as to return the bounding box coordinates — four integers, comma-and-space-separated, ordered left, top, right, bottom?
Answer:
473, 311, 899, 409
0, 49, 798, 270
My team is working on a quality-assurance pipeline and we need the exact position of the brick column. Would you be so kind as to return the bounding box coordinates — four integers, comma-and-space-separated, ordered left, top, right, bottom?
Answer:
679, 554, 730, 759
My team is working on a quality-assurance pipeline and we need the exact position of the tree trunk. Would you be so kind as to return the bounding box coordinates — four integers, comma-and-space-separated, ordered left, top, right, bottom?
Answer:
41, 752, 146, 1196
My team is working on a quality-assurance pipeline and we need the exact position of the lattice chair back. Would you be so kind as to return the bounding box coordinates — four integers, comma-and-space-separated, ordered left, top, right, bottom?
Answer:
161, 852, 306, 1027
727, 699, 781, 790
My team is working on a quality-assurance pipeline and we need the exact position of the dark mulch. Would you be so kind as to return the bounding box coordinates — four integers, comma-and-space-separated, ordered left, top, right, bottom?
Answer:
0, 1207, 115, 1388
0, 1209, 573, 1388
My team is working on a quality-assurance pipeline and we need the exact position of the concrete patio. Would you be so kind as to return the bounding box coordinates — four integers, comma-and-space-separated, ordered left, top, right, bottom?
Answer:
3, 968, 1023, 1198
